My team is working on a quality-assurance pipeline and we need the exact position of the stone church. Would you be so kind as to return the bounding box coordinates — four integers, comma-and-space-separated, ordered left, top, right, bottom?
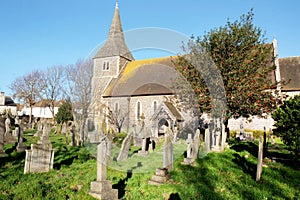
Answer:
89, 3, 193, 138
89, 3, 300, 137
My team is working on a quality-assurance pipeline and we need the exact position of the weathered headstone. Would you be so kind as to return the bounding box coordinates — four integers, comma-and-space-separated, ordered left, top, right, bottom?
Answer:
89, 140, 118, 200
163, 126, 173, 171
24, 124, 54, 174
256, 136, 263, 181
183, 134, 193, 164
204, 128, 211, 152
0, 120, 6, 156
220, 124, 227, 151
137, 137, 149, 156
34, 121, 43, 137
191, 129, 201, 161
4, 117, 15, 144
117, 132, 133, 161
61, 122, 67, 133
173, 126, 178, 143
16, 126, 26, 152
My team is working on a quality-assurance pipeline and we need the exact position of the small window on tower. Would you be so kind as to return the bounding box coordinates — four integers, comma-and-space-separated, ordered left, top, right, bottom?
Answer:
106, 62, 110, 70
102, 61, 110, 71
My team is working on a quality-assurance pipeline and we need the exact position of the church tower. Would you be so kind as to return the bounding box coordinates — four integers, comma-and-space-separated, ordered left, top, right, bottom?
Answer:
90, 2, 134, 130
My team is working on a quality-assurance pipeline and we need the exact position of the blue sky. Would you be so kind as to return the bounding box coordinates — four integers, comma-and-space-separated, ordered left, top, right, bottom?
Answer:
1, 0, 299, 96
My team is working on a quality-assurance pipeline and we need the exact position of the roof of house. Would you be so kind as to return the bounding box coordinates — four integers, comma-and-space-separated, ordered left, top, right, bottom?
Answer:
103, 56, 180, 97
33, 99, 63, 107
279, 56, 300, 91
93, 2, 134, 61
4, 97, 16, 106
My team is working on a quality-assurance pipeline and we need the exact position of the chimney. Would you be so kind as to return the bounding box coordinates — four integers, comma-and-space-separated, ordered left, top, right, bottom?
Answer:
0, 92, 5, 106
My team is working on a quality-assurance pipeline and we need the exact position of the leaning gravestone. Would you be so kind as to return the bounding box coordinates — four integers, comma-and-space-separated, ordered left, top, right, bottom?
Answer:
0, 119, 6, 156
89, 139, 118, 200
117, 132, 133, 161
24, 123, 54, 174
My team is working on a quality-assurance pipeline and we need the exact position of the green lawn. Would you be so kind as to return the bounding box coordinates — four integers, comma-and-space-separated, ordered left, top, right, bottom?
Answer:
0, 131, 299, 199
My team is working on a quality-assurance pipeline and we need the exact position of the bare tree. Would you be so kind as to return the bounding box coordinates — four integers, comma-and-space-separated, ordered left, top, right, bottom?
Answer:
10, 70, 44, 123
64, 58, 93, 145
107, 108, 127, 133
40, 65, 64, 122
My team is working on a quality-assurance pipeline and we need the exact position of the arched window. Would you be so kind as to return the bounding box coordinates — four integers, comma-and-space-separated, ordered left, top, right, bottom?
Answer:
114, 102, 119, 113
153, 100, 157, 113
136, 101, 141, 120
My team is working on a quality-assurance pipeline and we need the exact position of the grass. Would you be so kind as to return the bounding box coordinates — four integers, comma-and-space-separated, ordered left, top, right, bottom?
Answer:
0, 130, 299, 199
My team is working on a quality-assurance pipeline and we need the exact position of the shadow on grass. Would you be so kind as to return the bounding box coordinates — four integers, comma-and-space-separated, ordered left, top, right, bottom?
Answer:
113, 170, 133, 199
230, 142, 258, 157
171, 159, 225, 200
232, 153, 256, 179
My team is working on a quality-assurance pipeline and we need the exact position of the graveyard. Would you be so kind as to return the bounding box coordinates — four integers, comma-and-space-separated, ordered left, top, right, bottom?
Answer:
0, 124, 299, 199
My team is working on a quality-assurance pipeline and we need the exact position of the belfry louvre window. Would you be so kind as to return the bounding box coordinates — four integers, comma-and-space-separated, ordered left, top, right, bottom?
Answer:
102, 61, 110, 70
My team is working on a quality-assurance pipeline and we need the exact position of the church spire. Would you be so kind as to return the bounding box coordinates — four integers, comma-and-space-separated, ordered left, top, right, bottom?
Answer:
94, 2, 134, 60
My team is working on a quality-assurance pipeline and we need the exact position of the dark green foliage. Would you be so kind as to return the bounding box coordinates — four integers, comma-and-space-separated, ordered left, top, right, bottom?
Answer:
272, 95, 300, 158
174, 9, 280, 119
55, 100, 73, 124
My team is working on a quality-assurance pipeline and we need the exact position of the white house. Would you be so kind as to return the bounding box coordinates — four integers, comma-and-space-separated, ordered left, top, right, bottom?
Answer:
0, 92, 17, 116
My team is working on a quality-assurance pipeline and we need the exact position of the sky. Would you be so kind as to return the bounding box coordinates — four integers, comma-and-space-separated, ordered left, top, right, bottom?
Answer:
0, 0, 299, 97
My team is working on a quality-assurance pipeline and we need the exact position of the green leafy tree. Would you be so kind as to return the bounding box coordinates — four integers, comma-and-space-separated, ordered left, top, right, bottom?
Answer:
272, 95, 300, 158
55, 100, 73, 124
174, 9, 280, 122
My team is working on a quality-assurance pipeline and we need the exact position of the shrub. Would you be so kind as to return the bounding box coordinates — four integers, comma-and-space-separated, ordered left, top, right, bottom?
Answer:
272, 95, 300, 158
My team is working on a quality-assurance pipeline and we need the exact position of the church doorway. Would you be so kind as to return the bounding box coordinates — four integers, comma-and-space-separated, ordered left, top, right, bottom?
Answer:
158, 118, 169, 136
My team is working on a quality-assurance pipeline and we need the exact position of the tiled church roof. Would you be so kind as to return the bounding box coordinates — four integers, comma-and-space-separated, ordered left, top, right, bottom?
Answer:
103, 56, 179, 97
93, 2, 134, 61
279, 56, 300, 91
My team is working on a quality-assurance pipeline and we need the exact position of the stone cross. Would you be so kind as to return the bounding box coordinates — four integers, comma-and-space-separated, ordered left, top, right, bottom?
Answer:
117, 132, 133, 161
163, 126, 173, 171
89, 139, 118, 199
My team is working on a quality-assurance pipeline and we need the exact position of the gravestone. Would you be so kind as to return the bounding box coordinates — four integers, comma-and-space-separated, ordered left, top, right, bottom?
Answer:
34, 121, 43, 137
61, 122, 67, 133
220, 124, 227, 151
117, 132, 133, 161
4, 117, 15, 144
24, 124, 54, 174
0, 120, 6, 156
89, 140, 118, 200
256, 136, 263, 181
183, 133, 193, 164
173, 126, 178, 143
163, 126, 173, 171
137, 137, 149, 156
16, 126, 26, 152
148, 168, 171, 186
204, 128, 210, 152
191, 129, 201, 161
